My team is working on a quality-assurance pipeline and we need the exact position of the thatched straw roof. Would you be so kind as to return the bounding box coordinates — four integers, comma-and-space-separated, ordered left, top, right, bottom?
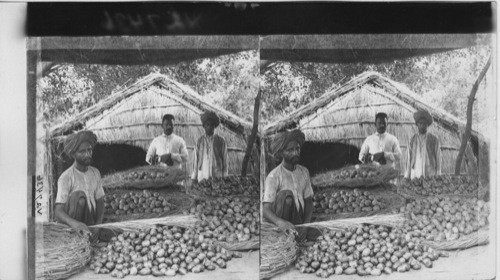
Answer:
49, 73, 254, 175
263, 71, 482, 175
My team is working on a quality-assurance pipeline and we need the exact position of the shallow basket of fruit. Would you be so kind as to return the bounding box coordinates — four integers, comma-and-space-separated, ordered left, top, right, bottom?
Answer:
260, 222, 298, 280
103, 189, 195, 223
312, 187, 406, 222
397, 195, 490, 250
36, 222, 92, 280
88, 225, 243, 278
102, 166, 188, 189
295, 223, 449, 277
312, 164, 399, 189
189, 175, 260, 199
398, 174, 487, 200
187, 196, 261, 251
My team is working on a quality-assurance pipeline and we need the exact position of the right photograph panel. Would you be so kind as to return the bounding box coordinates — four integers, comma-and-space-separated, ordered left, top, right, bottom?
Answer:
259, 34, 495, 280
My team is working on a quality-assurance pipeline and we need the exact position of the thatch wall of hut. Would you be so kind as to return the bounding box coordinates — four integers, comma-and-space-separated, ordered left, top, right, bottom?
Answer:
263, 72, 481, 176
48, 73, 256, 183
82, 86, 250, 175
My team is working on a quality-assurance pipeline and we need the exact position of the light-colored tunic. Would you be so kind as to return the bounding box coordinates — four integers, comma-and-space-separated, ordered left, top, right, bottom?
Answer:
359, 132, 402, 169
263, 163, 314, 212
145, 133, 189, 169
56, 164, 105, 212
405, 132, 442, 179
191, 134, 229, 181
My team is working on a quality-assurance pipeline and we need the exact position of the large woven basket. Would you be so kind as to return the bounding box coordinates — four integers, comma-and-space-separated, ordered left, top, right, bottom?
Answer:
189, 175, 260, 198
102, 166, 187, 189
103, 188, 195, 223
423, 228, 490, 250
260, 222, 298, 279
397, 175, 488, 201
313, 186, 406, 222
36, 222, 91, 280
312, 164, 398, 189
191, 195, 260, 251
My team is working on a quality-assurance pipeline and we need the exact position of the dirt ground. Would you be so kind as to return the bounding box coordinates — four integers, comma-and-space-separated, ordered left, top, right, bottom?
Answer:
69, 250, 259, 280
273, 243, 495, 280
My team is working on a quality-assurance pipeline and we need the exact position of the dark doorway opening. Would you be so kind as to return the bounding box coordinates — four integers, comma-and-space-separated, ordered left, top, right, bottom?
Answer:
92, 143, 148, 175
300, 142, 361, 176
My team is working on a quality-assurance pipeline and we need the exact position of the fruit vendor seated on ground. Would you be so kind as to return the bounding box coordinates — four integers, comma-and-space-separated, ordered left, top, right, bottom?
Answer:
55, 130, 105, 239
404, 109, 441, 179
146, 114, 189, 169
262, 129, 314, 242
191, 112, 229, 183
359, 112, 402, 169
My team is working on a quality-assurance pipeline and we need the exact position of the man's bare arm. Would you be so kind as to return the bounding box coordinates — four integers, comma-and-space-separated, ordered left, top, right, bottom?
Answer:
303, 197, 313, 224
262, 202, 295, 230
95, 198, 104, 225
54, 204, 90, 235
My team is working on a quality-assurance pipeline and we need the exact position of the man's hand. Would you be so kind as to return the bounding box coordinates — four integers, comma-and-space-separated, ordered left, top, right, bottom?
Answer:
276, 219, 295, 232
297, 227, 308, 242
151, 154, 159, 165
372, 152, 386, 164
159, 153, 172, 164
69, 220, 90, 237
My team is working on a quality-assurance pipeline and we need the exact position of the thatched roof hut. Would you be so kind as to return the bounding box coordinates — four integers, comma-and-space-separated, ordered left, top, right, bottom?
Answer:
48, 73, 257, 184
262, 71, 483, 177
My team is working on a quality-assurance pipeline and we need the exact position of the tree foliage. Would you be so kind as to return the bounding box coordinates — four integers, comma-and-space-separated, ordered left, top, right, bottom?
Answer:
38, 50, 259, 124
261, 46, 492, 129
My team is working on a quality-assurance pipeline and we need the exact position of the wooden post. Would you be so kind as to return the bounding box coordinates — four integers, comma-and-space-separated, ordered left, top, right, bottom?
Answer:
241, 90, 261, 176
455, 55, 491, 175
260, 138, 266, 222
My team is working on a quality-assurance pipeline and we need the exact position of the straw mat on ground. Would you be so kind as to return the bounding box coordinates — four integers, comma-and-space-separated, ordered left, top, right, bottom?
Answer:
103, 188, 195, 223
36, 223, 91, 280
216, 238, 260, 251
312, 164, 398, 189
423, 228, 490, 251
102, 166, 187, 189
298, 213, 405, 232
260, 222, 298, 279
90, 214, 198, 233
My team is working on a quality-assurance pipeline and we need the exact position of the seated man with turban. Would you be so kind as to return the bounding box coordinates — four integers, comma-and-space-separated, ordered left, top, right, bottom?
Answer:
191, 112, 228, 182
146, 114, 189, 169
262, 129, 314, 241
55, 130, 105, 238
404, 109, 441, 179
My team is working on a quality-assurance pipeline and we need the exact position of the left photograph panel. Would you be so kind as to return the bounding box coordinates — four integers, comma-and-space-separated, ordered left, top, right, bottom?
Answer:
28, 36, 260, 280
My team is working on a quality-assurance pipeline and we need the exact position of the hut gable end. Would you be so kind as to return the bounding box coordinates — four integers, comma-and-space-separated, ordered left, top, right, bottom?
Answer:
49, 73, 254, 176
264, 71, 482, 175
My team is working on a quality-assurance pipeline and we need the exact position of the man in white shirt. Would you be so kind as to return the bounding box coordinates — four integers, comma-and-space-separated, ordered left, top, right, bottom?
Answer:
359, 112, 402, 170
55, 130, 105, 238
262, 129, 314, 241
146, 114, 189, 169
191, 112, 229, 182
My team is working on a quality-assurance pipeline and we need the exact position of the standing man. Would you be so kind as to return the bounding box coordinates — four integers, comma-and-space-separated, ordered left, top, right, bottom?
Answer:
146, 114, 189, 169
191, 112, 229, 183
359, 112, 402, 170
55, 130, 105, 238
404, 109, 441, 179
262, 129, 314, 241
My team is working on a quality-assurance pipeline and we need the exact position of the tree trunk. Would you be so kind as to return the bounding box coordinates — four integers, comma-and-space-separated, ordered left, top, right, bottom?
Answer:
242, 90, 261, 176
454, 55, 491, 175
